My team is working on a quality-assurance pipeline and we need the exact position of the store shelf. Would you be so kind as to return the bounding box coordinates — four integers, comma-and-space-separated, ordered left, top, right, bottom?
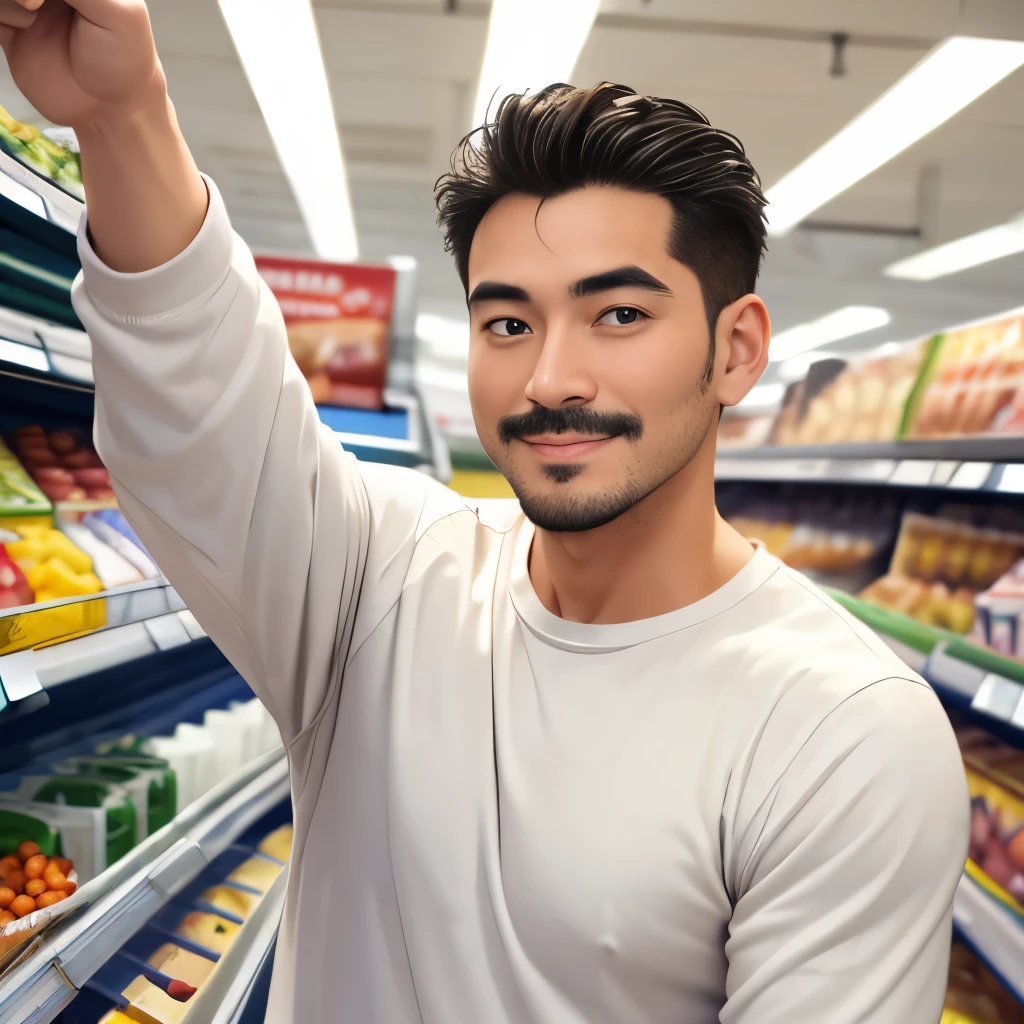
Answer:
716, 439, 1024, 493
0, 748, 288, 1024
954, 870, 1024, 1006
0, 581, 208, 720
0, 148, 81, 239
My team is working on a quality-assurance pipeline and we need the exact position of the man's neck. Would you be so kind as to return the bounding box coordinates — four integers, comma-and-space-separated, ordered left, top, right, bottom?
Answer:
527, 442, 755, 625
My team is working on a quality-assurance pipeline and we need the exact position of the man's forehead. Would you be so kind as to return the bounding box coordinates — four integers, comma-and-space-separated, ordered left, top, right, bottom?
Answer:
468, 187, 676, 281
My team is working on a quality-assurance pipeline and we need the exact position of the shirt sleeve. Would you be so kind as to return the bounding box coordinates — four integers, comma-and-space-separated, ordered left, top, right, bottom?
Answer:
721, 677, 970, 1023
71, 177, 437, 748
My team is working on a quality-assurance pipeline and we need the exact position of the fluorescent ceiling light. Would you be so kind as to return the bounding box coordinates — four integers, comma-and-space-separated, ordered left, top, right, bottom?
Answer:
219, 0, 358, 261
737, 382, 785, 409
884, 214, 1024, 280
766, 37, 1024, 236
472, 0, 601, 128
770, 306, 891, 362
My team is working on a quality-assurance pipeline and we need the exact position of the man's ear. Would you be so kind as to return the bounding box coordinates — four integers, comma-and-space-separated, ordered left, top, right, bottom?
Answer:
714, 294, 770, 408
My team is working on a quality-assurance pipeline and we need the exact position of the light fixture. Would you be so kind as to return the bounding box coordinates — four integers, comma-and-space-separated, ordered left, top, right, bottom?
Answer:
218, 0, 358, 261
472, 0, 601, 128
770, 306, 891, 362
766, 37, 1024, 235
884, 214, 1024, 280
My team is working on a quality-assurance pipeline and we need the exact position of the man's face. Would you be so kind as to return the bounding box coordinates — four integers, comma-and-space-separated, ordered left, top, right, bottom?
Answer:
467, 186, 720, 532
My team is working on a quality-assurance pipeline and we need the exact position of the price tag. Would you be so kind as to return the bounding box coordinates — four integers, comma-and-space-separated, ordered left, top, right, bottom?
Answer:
972, 672, 1024, 721
144, 613, 191, 652
0, 649, 42, 703
932, 461, 960, 486
828, 459, 896, 482
997, 464, 1024, 494
890, 460, 938, 486
949, 462, 994, 490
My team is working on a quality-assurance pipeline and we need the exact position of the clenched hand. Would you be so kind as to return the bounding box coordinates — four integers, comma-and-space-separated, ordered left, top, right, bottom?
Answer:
0, 0, 161, 130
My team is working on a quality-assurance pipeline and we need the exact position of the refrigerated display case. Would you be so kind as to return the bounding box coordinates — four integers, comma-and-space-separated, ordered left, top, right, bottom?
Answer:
0, 155, 446, 1024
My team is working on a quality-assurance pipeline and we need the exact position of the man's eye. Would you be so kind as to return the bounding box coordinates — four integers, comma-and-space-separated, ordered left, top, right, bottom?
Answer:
487, 318, 532, 337
596, 307, 646, 327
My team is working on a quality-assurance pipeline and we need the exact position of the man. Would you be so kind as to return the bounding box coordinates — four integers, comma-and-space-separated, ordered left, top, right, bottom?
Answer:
0, 1, 969, 1021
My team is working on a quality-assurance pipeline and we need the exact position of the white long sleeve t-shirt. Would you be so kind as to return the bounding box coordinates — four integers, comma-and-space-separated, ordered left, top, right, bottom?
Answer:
73, 179, 969, 1024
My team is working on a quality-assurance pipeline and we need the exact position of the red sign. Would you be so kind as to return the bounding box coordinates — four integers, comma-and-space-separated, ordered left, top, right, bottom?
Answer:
255, 256, 397, 411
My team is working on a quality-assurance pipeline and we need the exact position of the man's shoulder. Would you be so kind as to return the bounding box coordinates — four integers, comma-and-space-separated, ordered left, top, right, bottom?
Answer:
737, 556, 924, 689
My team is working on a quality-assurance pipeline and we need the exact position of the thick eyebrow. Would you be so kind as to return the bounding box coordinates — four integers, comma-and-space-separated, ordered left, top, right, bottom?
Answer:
467, 281, 531, 306
570, 265, 672, 299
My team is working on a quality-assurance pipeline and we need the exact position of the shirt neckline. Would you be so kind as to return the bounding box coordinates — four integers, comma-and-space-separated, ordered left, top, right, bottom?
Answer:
508, 520, 779, 654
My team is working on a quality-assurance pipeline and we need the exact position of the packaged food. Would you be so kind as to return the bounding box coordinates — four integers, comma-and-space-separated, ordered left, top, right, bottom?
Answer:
225, 855, 283, 894
859, 512, 1024, 636
770, 342, 933, 446
197, 884, 262, 921
201, 709, 247, 784
141, 737, 200, 811
4, 774, 137, 870
0, 801, 105, 881
51, 757, 176, 840
255, 256, 397, 411
147, 943, 217, 988
99, 1012, 136, 1024
87, 753, 178, 832
0, 439, 52, 532
120, 975, 189, 1024
258, 824, 294, 863
904, 315, 1024, 439
174, 910, 240, 955
972, 559, 1024, 658
943, 941, 1024, 1022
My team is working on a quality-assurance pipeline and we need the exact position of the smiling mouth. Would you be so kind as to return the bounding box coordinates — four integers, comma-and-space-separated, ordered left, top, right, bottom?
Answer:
520, 435, 617, 460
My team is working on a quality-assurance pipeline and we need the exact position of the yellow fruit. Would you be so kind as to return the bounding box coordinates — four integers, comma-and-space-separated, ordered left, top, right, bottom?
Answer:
25, 562, 49, 594
5, 539, 45, 564
45, 534, 91, 575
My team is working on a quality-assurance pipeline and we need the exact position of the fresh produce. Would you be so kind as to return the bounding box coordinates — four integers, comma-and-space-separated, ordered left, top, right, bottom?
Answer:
5, 524, 102, 602
10, 425, 112, 504
0, 842, 76, 931
0, 438, 52, 531
0, 103, 84, 200
0, 546, 33, 609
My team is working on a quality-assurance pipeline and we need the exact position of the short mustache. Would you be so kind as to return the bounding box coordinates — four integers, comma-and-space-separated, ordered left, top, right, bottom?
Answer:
497, 406, 644, 447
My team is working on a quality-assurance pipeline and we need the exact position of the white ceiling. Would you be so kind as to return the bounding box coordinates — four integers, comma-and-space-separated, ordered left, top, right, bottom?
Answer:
3, 0, 1024, 438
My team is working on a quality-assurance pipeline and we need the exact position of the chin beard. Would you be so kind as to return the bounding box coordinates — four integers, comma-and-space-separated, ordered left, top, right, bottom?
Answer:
500, 405, 716, 533
515, 482, 649, 532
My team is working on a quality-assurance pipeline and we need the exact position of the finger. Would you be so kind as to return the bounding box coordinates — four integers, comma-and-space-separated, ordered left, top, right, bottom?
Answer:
60, 0, 145, 29
0, 0, 45, 11
0, 0, 40, 26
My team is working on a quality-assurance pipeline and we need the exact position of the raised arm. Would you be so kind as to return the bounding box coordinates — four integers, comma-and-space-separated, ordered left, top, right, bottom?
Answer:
0, 0, 207, 271
0, 0, 449, 749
